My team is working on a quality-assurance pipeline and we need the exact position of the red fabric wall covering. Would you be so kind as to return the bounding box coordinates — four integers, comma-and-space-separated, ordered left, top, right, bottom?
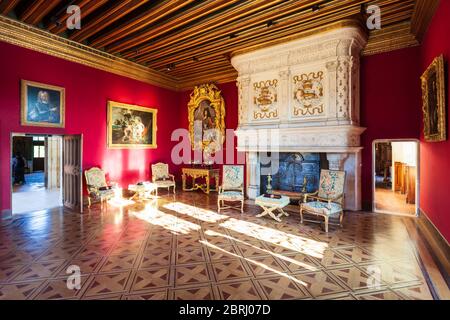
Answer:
360, 46, 422, 210
418, 0, 450, 242
0, 41, 181, 211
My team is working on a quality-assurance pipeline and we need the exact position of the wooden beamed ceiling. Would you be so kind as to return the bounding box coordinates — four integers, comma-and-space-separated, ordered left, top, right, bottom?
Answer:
0, 0, 440, 89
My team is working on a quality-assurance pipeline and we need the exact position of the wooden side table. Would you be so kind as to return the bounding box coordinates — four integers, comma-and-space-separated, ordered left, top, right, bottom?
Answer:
182, 167, 219, 194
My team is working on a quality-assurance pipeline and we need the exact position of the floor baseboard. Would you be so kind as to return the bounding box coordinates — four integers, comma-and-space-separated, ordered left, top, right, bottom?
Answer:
418, 209, 450, 278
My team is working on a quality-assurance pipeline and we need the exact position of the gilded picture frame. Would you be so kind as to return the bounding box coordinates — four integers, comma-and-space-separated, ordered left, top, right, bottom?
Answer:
107, 101, 157, 149
421, 55, 446, 142
21, 80, 65, 128
188, 83, 226, 154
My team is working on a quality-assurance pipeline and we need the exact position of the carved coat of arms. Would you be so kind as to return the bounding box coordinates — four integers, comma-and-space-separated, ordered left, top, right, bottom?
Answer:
253, 80, 278, 119
293, 71, 324, 116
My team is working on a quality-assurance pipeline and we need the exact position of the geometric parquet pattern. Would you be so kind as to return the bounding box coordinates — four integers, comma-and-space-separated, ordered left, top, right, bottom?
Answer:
0, 191, 437, 300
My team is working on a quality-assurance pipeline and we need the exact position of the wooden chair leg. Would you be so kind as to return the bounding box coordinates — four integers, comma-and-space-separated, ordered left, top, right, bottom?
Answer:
324, 215, 329, 233
299, 207, 304, 224
339, 211, 344, 227
88, 197, 91, 208
217, 198, 221, 212
240, 200, 244, 213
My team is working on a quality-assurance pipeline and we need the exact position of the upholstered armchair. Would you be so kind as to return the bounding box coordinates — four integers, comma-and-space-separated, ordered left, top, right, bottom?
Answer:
151, 162, 176, 195
300, 169, 346, 232
218, 165, 245, 213
85, 167, 115, 208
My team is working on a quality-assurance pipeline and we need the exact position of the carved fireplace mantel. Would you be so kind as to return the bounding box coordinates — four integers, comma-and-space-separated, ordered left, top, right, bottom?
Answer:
231, 25, 367, 211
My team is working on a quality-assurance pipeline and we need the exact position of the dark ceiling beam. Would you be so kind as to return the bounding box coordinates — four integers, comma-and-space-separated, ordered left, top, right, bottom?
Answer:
69, 0, 149, 43
21, 0, 62, 25
47, 0, 108, 34
89, 0, 196, 49
141, 0, 366, 67
129, 0, 325, 63
0, 0, 21, 15
410, 0, 440, 43
106, 0, 243, 54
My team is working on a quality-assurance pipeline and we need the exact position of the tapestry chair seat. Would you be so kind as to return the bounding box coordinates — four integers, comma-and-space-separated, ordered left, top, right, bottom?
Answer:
300, 169, 346, 232
218, 165, 245, 213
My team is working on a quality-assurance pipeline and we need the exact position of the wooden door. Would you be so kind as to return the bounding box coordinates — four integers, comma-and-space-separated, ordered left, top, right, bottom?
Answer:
63, 135, 83, 213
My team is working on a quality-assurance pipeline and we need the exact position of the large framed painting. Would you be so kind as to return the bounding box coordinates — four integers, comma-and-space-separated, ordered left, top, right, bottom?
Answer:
188, 83, 225, 155
21, 80, 65, 128
107, 101, 157, 149
421, 55, 446, 142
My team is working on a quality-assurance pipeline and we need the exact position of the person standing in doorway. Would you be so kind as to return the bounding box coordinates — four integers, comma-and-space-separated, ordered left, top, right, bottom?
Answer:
12, 152, 27, 185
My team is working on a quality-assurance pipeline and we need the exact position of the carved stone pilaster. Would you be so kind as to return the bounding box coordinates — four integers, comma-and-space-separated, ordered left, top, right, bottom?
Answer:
237, 76, 251, 126
278, 69, 290, 122
247, 152, 260, 199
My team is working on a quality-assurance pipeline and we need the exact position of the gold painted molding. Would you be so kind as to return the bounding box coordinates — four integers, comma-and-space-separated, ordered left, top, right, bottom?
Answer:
363, 21, 420, 56
0, 16, 178, 90
411, 0, 440, 43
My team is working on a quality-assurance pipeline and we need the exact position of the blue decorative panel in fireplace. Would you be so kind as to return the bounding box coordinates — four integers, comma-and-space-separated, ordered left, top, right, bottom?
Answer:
260, 153, 321, 194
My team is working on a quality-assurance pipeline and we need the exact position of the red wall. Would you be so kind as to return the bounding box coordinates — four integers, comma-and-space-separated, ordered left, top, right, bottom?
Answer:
0, 41, 181, 212
178, 81, 244, 181
419, 0, 450, 242
360, 46, 422, 209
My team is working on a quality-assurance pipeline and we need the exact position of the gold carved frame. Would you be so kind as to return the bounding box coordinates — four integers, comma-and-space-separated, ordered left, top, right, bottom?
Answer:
107, 101, 157, 149
188, 83, 226, 152
421, 55, 446, 142
21, 80, 65, 128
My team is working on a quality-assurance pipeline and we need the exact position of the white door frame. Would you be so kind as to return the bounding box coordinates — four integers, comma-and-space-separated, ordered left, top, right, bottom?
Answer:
372, 139, 420, 217
10, 132, 63, 215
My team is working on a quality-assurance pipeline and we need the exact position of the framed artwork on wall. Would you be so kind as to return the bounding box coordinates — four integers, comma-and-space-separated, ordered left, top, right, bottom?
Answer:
107, 101, 157, 149
421, 54, 446, 142
188, 83, 225, 157
21, 80, 65, 128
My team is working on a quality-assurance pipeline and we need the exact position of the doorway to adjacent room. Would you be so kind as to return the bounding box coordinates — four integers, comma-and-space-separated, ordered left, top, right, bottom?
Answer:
11, 134, 63, 214
373, 140, 419, 216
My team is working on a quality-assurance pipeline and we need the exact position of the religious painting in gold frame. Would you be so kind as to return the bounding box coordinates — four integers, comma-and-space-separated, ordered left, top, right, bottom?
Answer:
188, 83, 226, 154
107, 101, 157, 149
421, 55, 446, 142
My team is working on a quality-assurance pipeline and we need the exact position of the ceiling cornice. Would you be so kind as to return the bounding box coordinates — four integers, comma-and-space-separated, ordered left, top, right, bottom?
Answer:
0, 16, 179, 91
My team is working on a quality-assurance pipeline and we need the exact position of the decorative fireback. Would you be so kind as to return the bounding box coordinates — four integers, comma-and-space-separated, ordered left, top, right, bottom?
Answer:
260, 153, 323, 194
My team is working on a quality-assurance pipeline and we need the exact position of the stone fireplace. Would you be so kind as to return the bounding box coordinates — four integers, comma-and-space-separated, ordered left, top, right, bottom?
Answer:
231, 23, 367, 211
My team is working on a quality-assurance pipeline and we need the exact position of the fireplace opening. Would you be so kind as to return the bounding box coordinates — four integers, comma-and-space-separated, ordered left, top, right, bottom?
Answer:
260, 152, 328, 200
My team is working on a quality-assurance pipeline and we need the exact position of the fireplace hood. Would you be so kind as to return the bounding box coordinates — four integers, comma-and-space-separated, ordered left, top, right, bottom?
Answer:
231, 24, 368, 210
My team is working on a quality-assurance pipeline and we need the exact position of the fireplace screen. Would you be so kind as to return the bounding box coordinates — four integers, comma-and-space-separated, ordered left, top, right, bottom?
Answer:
260, 153, 324, 195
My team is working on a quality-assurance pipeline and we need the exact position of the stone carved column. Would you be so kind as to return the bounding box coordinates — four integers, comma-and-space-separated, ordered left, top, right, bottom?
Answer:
246, 152, 260, 199
278, 69, 290, 124
326, 153, 348, 170
237, 75, 251, 126
326, 60, 338, 124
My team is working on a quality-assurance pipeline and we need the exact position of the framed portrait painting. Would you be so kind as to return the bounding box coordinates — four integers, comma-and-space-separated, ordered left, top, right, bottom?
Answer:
187, 83, 225, 155
107, 101, 157, 149
421, 55, 446, 142
21, 80, 65, 128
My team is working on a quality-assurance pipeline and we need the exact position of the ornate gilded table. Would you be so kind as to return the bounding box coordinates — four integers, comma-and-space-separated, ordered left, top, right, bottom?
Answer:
182, 167, 220, 194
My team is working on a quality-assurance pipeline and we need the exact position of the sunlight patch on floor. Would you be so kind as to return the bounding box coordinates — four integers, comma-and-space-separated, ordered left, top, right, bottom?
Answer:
130, 203, 200, 235
220, 218, 327, 258
163, 202, 229, 223
200, 239, 308, 288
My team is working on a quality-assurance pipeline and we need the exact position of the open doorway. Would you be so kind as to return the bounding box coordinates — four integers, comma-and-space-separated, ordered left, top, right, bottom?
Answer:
11, 134, 63, 214
373, 140, 419, 216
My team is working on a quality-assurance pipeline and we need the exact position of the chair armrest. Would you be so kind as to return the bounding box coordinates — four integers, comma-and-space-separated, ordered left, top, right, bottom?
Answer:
169, 174, 175, 182
304, 191, 319, 202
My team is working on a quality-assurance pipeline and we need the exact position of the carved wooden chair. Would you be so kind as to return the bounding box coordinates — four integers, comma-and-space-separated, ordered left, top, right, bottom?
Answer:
151, 162, 176, 195
218, 165, 245, 213
85, 167, 115, 208
299, 169, 346, 232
